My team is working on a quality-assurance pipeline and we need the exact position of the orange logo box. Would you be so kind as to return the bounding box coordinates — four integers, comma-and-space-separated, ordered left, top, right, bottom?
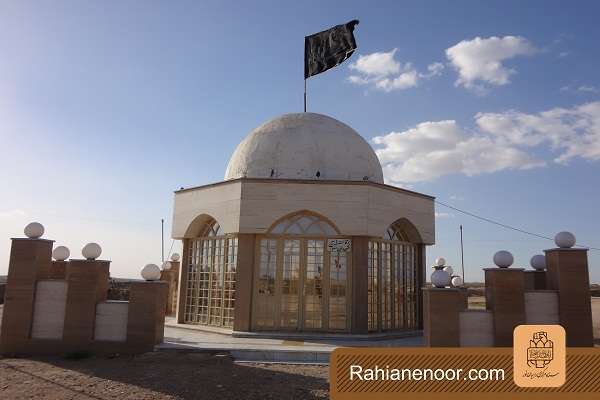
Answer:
513, 324, 566, 387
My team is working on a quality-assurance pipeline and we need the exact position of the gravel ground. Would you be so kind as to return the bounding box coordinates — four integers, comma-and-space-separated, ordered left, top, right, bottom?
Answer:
0, 352, 329, 400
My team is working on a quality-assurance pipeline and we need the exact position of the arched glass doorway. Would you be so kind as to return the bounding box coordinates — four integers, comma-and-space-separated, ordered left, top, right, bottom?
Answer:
252, 212, 351, 332
183, 218, 237, 328
368, 219, 421, 332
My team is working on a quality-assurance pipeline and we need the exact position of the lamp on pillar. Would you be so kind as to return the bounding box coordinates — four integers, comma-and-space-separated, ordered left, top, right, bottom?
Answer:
545, 231, 593, 347
524, 254, 547, 290
423, 256, 467, 347
484, 250, 525, 347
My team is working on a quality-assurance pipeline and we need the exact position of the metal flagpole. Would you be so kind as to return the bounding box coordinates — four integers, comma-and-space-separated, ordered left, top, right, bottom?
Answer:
304, 79, 307, 112
161, 218, 165, 263
460, 225, 465, 281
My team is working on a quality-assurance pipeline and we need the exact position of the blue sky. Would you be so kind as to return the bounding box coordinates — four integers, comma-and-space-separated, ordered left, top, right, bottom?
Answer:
1, 0, 599, 281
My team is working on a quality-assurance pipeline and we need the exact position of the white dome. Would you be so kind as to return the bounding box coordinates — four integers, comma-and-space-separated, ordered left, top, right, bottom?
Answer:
225, 113, 384, 183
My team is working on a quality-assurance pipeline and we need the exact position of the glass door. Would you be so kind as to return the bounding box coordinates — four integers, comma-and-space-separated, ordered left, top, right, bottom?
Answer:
280, 239, 301, 329
304, 240, 324, 330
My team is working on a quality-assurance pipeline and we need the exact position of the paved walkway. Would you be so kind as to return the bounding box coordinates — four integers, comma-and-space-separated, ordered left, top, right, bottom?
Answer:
160, 321, 423, 362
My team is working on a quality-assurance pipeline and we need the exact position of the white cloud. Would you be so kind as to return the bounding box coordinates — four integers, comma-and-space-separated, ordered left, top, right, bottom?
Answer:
577, 85, 599, 94
373, 120, 544, 184
476, 101, 600, 164
349, 48, 401, 77
560, 84, 599, 94
373, 101, 600, 185
425, 62, 445, 77
435, 212, 455, 219
0, 209, 27, 219
445, 36, 537, 91
348, 49, 442, 92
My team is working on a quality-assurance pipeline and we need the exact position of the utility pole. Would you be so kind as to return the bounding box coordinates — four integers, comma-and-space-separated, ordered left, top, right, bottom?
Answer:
161, 218, 165, 263
460, 225, 465, 281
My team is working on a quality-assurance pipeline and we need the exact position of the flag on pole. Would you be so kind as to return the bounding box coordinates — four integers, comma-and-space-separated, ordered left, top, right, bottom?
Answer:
304, 20, 359, 79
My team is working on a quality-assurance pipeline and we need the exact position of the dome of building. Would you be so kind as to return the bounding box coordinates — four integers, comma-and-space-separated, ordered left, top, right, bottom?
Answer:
224, 113, 384, 183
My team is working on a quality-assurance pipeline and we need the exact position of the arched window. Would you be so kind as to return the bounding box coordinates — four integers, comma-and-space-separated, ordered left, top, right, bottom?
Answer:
268, 212, 339, 236
201, 219, 223, 237
384, 223, 410, 241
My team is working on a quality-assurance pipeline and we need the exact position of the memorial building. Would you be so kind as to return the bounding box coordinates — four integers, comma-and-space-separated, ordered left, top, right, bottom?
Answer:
171, 112, 435, 335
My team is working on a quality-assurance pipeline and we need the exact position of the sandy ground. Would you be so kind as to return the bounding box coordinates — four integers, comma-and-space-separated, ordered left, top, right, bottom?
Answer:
0, 352, 329, 400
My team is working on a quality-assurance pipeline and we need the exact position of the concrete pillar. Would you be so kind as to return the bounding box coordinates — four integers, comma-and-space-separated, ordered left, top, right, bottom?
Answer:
423, 287, 467, 347
0, 238, 54, 354
351, 236, 369, 334
234, 234, 255, 332
176, 239, 190, 324
127, 281, 168, 351
484, 268, 525, 347
524, 270, 547, 290
62, 259, 110, 348
545, 248, 593, 347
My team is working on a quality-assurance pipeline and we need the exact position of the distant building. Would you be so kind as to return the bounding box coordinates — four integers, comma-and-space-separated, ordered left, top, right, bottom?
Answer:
171, 113, 435, 335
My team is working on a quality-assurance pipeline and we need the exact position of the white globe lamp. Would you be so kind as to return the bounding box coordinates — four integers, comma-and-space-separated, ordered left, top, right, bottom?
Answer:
52, 246, 70, 261
141, 263, 161, 281
24, 222, 44, 239
451, 276, 463, 287
170, 253, 180, 262
530, 254, 546, 271
555, 231, 576, 248
82, 243, 102, 260
493, 250, 514, 268
443, 266, 454, 276
431, 269, 451, 288
434, 257, 446, 267
162, 261, 172, 270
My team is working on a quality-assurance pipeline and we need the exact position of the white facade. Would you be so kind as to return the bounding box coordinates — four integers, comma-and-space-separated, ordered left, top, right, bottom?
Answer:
172, 179, 435, 244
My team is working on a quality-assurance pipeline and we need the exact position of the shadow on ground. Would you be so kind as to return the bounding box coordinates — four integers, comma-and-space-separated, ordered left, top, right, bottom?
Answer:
1, 352, 329, 400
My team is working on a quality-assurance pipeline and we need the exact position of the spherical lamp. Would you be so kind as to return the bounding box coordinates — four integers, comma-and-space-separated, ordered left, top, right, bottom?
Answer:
530, 254, 546, 271
434, 257, 446, 267
451, 276, 463, 287
82, 243, 102, 260
162, 261, 172, 270
493, 250, 514, 268
170, 253, 180, 262
24, 222, 44, 239
443, 266, 454, 276
141, 264, 161, 281
431, 269, 451, 288
555, 231, 576, 248
52, 246, 70, 261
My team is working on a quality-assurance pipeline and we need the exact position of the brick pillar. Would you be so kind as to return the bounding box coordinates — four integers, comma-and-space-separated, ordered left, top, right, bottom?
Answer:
160, 261, 180, 316
38, 260, 68, 280
423, 287, 467, 347
0, 238, 54, 354
234, 234, 255, 332
416, 244, 426, 330
176, 239, 190, 324
524, 270, 547, 290
127, 281, 168, 351
63, 259, 110, 348
484, 268, 525, 347
545, 248, 593, 347
351, 236, 369, 334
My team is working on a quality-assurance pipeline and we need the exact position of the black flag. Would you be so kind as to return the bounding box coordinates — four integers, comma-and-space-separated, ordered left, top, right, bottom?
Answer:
304, 20, 359, 79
